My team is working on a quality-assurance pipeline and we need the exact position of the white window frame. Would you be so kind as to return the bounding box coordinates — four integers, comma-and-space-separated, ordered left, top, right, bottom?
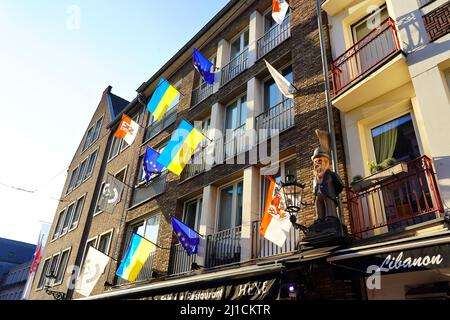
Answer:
66, 166, 79, 195
182, 197, 203, 232
215, 179, 244, 232
83, 148, 99, 182
97, 229, 114, 256
262, 63, 293, 111
82, 115, 104, 154
51, 209, 66, 241
69, 193, 86, 231
47, 252, 61, 287
229, 28, 250, 61
136, 144, 167, 187
94, 182, 106, 216
60, 200, 76, 237
108, 135, 123, 162
53, 247, 71, 286
224, 93, 247, 131
36, 257, 51, 290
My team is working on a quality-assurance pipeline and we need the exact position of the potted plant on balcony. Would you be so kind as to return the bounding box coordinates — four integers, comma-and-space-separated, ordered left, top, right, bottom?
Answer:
351, 158, 408, 192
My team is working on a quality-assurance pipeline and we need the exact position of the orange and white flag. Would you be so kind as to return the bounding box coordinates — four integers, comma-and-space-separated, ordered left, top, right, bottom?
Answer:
260, 176, 292, 247
115, 114, 139, 146
272, 0, 289, 25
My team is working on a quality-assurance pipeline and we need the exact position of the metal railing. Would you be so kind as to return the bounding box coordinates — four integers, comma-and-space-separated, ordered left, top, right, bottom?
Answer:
205, 226, 241, 269
168, 243, 197, 276
144, 106, 178, 142
130, 173, 167, 207
252, 220, 297, 259
331, 17, 401, 95
181, 144, 208, 180
221, 49, 249, 86
191, 83, 214, 106
257, 15, 291, 59
115, 251, 156, 285
347, 156, 444, 239
256, 99, 294, 142
214, 124, 248, 164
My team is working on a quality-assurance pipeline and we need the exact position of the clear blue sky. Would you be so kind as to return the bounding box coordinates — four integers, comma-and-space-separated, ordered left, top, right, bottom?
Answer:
0, 0, 229, 245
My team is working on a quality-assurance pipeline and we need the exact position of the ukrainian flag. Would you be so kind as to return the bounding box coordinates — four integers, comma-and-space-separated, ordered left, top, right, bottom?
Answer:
116, 233, 155, 282
147, 78, 179, 121
157, 120, 205, 176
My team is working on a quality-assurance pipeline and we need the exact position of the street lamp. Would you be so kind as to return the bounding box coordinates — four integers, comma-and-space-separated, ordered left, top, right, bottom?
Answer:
281, 175, 308, 232
44, 273, 66, 300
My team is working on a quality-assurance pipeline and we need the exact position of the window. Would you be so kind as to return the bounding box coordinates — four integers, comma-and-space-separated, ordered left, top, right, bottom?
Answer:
54, 249, 70, 285
95, 182, 106, 215
66, 167, 79, 194
371, 114, 421, 164
115, 168, 127, 183
225, 95, 247, 131
92, 117, 103, 142
82, 128, 94, 152
218, 181, 243, 231
183, 198, 202, 231
82, 117, 103, 153
52, 210, 66, 240
81, 237, 98, 268
98, 231, 113, 255
148, 81, 181, 127
128, 214, 160, 249
75, 160, 87, 187
84, 150, 98, 180
61, 203, 75, 235
121, 113, 140, 151
230, 30, 249, 60
264, 66, 293, 111
108, 136, 121, 161
70, 195, 85, 230
352, 6, 389, 42
47, 253, 61, 285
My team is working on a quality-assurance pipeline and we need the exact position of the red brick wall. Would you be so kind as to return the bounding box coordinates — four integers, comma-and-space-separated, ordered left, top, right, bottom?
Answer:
423, 2, 450, 42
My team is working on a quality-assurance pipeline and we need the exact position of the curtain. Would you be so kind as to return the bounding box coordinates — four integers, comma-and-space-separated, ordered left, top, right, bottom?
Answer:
373, 122, 398, 164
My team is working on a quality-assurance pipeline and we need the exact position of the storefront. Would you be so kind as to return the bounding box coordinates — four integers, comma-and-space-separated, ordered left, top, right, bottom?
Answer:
328, 234, 450, 300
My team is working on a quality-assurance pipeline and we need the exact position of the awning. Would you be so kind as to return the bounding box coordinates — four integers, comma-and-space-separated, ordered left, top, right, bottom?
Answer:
328, 234, 450, 276
79, 263, 284, 300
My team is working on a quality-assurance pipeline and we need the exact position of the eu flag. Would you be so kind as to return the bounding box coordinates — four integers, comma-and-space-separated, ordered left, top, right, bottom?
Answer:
171, 216, 200, 256
193, 48, 215, 85
144, 146, 164, 185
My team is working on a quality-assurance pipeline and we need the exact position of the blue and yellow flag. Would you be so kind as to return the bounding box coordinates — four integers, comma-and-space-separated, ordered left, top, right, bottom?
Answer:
147, 78, 179, 121
116, 233, 155, 282
157, 120, 204, 176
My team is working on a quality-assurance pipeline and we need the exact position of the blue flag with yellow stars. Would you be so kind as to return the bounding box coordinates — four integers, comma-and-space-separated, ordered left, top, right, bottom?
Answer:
143, 146, 164, 185
171, 216, 200, 256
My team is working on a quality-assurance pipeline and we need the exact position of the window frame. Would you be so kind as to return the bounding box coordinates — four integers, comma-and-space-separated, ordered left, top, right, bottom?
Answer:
83, 149, 98, 182
351, 4, 388, 44
53, 247, 71, 286
215, 179, 244, 232
60, 200, 76, 236
69, 194, 86, 231
36, 257, 51, 290
224, 93, 247, 132
94, 182, 106, 216
52, 209, 66, 241
182, 197, 203, 232
262, 63, 293, 112
97, 229, 114, 256
82, 115, 104, 154
229, 28, 250, 60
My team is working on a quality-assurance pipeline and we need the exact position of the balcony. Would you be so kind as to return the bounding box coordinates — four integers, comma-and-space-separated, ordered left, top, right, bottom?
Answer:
213, 124, 247, 164
168, 243, 197, 276
256, 99, 294, 142
143, 106, 178, 142
331, 18, 410, 112
252, 220, 298, 259
347, 156, 444, 240
257, 15, 291, 60
116, 251, 156, 285
205, 226, 241, 269
130, 173, 167, 208
221, 49, 249, 86
191, 83, 214, 106
180, 144, 207, 181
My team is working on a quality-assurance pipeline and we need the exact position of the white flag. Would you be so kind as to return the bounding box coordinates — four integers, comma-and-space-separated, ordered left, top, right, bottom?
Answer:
272, 0, 289, 25
75, 246, 110, 297
265, 60, 295, 99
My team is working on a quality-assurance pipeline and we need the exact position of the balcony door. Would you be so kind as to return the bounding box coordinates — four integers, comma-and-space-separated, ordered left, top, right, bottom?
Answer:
217, 181, 243, 232
352, 6, 390, 74
230, 30, 249, 61
183, 198, 202, 232
263, 66, 293, 112
224, 95, 247, 157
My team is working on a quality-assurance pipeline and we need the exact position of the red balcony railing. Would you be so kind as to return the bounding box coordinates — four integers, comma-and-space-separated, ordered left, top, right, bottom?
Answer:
347, 156, 444, 239
331, 17, 402, 95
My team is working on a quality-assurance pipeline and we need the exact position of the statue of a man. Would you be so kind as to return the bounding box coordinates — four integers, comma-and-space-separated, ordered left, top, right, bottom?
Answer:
312, 130, 344, 222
